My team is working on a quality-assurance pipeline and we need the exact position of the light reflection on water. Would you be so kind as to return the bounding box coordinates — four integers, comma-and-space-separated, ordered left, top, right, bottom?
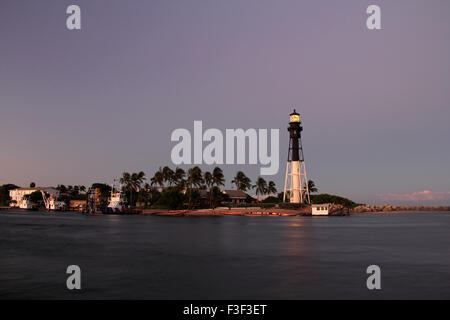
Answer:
0, 210, 449, 299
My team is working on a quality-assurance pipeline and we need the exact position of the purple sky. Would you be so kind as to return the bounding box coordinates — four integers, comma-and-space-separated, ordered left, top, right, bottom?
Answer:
1, 0, 450, 205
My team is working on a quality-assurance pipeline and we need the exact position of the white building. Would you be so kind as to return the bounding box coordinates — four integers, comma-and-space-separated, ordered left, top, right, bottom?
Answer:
312, 203, 330, 216
9, 187, 61, 210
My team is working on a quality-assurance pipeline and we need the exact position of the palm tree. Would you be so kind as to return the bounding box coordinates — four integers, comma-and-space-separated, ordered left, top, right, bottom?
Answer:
212, 167, 225, 188
203, 167, 226, 208
204, 171, 213, 188
57, 184, 67, 194
137, 183, 151, 207
174, 167, 186, 187
231, 171, 252, 192
120, 172, 132, 204
150, 168, 164, 188
120, 171, 146, 206
204, 171, 213, 208
267, 181, 277, 195
162, 166, 175, 186
255, 177, 268, 197
187, 166, 204, 208
131, 171, 146, 191
209, 186, 227, 208
308, 180, 318, 193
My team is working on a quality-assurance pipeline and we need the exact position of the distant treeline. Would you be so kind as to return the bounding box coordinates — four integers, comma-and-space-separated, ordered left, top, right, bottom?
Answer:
0, 168, 359, 210
261, 192, 359, 208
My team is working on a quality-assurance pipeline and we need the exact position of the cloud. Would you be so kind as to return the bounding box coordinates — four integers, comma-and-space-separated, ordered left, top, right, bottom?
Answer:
379, 190, 450, 203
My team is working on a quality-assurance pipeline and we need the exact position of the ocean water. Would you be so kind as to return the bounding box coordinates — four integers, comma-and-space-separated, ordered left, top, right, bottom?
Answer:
0, 210, 449, 299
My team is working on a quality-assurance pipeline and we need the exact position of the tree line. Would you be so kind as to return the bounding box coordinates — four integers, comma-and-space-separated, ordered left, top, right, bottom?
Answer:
120, 166, 280, 209
0, 168, 320, 210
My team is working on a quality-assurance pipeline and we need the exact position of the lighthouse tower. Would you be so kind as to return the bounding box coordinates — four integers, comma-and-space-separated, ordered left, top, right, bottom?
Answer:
283, 110, 310, 204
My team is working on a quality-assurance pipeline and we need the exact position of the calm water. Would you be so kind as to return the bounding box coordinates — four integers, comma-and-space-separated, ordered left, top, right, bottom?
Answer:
0, 210, 449, 299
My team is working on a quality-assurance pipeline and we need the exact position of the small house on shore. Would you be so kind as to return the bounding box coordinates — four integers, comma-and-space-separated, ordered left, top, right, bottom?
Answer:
222, 190, 247, 205
312, 203, 330, 216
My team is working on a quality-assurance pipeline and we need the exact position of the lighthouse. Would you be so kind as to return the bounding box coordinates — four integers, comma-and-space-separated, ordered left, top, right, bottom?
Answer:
283, 110, 310, 204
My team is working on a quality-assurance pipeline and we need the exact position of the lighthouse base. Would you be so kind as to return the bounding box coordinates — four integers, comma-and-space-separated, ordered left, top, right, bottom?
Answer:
283, 160, 310, 204
290, 161, 301, 203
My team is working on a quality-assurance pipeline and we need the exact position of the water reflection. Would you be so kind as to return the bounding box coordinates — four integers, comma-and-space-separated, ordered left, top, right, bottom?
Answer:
0, 211, 449, 299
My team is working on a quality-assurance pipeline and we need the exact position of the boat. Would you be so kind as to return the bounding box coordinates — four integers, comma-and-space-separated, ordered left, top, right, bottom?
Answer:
107, 189, 124, 212
103, 182, 141, 215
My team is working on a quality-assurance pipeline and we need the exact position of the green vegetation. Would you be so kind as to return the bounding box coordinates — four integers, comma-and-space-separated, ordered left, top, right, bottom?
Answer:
204, 167, 225, 208
24, 191, 43, 204
278, 202, 309, 209
261, 196, 279, 203
254, 177, 267, 196
150, 166, 186, 188
150, 168, 164, 187
259, 203, 276, 208
3, 172, 359, 212
254, 177, 277, 198
231, 171, 252, 192
0, 184, 19, 206
120, 171, 146, 206
310, 193, 359, 208
56, 184, 87, 206
256, 180, 358, 209
308, 180, 318, 193
267, 181, 277, 195
146, 166, 227, 209
209, 186, 230, 207
186, 166, 204, 208
154, 187, 185, 209
130, 166, 262, 209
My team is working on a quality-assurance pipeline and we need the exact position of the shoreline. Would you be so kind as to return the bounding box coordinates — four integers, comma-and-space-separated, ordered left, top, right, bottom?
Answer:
352, 210, 450, 214
140, 207, 450, 217
1, 207, 449, 217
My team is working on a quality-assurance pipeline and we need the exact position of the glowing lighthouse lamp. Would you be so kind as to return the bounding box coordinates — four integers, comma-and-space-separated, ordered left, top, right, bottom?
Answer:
283, 110, 311, 204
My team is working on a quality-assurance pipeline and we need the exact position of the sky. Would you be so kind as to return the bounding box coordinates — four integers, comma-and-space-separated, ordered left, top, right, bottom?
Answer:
1, 0, 450, 205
